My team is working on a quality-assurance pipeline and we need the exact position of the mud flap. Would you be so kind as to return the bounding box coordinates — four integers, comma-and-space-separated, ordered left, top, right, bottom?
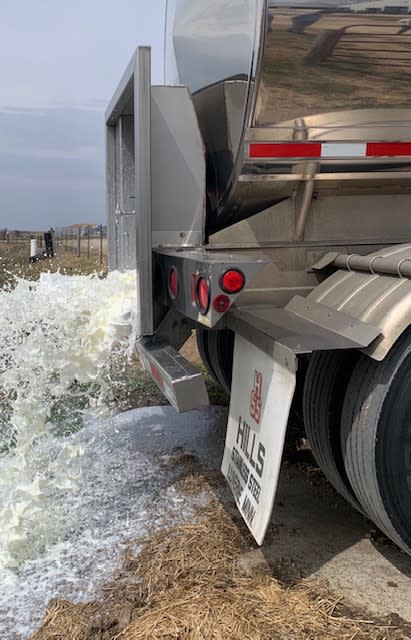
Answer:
221, 334, 296, 545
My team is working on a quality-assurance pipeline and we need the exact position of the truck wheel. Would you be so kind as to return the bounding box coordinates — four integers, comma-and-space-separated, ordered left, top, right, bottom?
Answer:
341, 328, 411, 554
196, 328, 234, 394
303, 351, 361, 510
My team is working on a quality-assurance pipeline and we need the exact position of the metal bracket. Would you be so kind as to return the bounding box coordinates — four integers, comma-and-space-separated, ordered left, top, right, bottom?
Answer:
293, 161, 319, 241
227, 296, 381, 355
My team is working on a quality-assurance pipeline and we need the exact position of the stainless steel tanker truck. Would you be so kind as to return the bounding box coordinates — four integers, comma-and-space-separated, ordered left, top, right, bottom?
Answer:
106, 0, 411, 554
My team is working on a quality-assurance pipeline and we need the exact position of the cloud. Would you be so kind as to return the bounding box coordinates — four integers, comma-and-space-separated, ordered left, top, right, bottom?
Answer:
0, 107, 105, 230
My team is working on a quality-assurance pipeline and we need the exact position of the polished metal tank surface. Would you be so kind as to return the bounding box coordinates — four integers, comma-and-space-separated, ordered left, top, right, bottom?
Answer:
165, 0, 411, 229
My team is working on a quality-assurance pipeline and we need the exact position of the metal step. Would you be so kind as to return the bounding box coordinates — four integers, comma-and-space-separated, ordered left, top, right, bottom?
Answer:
135, 336, 209, 413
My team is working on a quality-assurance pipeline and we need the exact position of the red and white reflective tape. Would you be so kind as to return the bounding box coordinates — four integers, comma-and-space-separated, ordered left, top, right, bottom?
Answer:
248, 142, 411, 159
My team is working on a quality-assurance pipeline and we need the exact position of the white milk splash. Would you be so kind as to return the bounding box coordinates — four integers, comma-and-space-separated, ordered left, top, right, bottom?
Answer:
0, 271, 137, 574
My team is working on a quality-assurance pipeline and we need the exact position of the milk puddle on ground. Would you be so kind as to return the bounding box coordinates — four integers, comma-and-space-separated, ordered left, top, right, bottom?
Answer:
0, 271, 194, 638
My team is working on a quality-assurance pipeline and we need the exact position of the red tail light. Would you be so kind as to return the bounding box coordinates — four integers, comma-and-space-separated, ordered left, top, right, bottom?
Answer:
168, 267, 179, 300
220, 269, 245, 294
213, 294, 231, 314
196, 276, 210, 314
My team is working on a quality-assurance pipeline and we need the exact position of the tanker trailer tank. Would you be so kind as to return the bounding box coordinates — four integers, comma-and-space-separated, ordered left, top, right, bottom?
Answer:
165, 0, 411, 232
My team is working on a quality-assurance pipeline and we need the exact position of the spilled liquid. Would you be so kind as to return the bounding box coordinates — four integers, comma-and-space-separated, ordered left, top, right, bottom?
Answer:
0, 270, 214, 639
0, 271, 139, 574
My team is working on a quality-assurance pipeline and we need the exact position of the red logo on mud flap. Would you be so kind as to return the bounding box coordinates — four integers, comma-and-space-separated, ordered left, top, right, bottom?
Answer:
250, 370, 263, 424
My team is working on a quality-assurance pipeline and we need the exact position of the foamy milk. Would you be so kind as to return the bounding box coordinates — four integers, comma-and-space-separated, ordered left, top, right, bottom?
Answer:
0, 271, 137, 571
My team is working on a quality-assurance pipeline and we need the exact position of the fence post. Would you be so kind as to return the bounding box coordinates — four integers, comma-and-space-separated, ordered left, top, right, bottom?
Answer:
99, 225, 103, 265
30, 238, 38, 261
77, 228, 81, 257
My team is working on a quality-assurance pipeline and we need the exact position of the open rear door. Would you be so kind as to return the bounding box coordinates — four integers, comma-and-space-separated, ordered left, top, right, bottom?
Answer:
106, 46, 209, 412
106, 47, 153, 337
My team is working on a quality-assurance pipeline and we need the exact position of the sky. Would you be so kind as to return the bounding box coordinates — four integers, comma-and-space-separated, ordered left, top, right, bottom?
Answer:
0, 0, 166, 230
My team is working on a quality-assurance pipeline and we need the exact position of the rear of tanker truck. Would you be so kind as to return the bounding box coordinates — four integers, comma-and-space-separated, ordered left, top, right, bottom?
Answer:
106, 0, 411, 553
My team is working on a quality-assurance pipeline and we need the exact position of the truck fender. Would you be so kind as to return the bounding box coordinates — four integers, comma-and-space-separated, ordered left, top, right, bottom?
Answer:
309, 244, 411, 361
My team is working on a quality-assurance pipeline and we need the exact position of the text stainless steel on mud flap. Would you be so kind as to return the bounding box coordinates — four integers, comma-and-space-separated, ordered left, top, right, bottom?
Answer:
221, 334, 296, 545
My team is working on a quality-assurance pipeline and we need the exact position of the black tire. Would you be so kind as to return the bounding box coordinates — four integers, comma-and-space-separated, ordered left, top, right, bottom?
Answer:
303, 350, 362, 510
283, 355, 309, 457
341, 328, 411, 555
196, 328, 217, 381
196, 328, 234, 394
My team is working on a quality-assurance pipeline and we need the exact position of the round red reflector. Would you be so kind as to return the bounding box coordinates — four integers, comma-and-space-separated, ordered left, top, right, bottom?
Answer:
213, 294, 231, 314
168, 267, 179, 300
196, 276, 210, 314
220, 269, 245, 294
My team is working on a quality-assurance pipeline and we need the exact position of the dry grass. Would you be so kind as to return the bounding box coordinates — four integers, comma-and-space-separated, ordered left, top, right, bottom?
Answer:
0, 241, 107, 289
31, 470, 408, 640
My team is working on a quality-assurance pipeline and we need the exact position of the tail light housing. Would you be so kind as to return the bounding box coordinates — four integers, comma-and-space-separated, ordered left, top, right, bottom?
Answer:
196, 276, 210, 314
212, 294, 231, 314
220, 269, 245, 294
168, 266, 179, 300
